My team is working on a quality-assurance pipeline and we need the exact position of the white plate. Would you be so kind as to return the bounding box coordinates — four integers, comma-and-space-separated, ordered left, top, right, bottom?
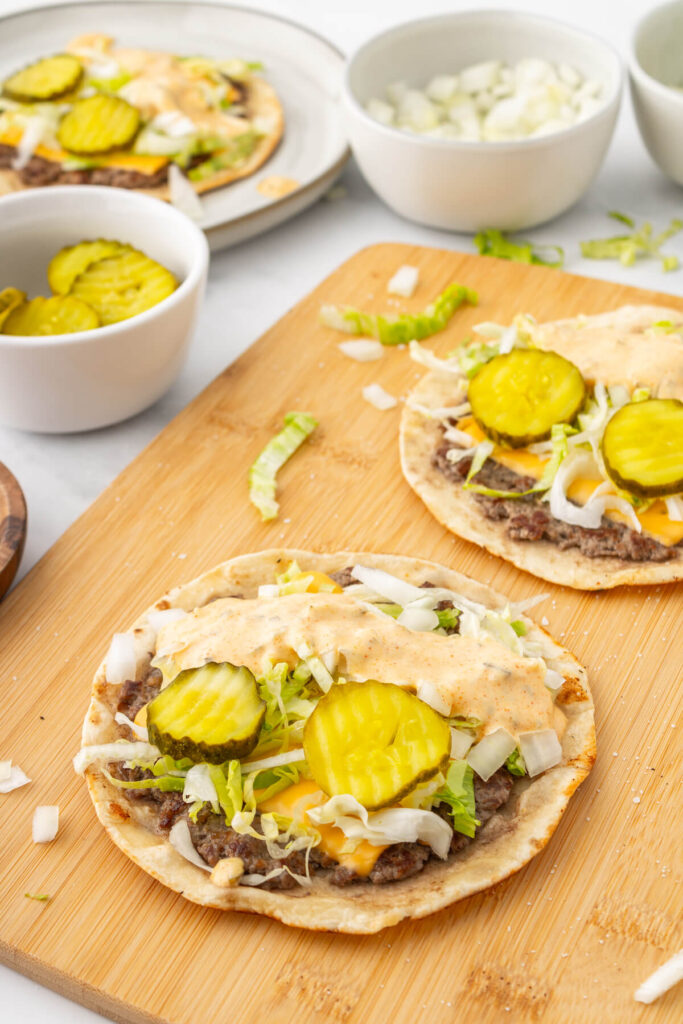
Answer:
0, 0, 350, 250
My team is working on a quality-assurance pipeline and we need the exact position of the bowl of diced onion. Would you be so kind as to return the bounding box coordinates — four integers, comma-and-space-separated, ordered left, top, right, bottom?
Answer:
343, 10, 622, 231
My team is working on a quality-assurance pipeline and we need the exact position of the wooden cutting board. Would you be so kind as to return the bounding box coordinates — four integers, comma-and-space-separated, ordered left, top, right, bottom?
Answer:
0, 244, 680, 1024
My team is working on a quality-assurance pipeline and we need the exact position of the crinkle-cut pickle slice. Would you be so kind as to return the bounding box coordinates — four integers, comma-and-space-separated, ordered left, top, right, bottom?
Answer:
69, 249, 177, 325
146, 662, 266, 764
602, 398, 683, 498
2, 295, 99, 335
303, 681, 451, 811
57, 94, 140, 155
468, 349, 586, 448
0, 287, 26, 330
3, 54, 83, 102
48, 239, 128, 295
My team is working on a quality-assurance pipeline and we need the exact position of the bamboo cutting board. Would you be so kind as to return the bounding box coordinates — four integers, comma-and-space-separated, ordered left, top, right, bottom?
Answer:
0, 244, 680, 1024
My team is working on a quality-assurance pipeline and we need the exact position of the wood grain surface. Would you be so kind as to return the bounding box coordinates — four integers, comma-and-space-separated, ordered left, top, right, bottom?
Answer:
0, 460, 26, 599
0, 244, 680, 1024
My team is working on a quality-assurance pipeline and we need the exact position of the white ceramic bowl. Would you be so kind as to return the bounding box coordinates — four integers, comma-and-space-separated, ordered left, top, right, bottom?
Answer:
630, 1, 683, 186
343, 10, 623, 232
0, 186, 209, 433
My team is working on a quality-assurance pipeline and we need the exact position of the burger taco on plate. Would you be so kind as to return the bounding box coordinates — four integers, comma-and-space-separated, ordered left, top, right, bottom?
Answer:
75, 549, 594, 934
401, 305, 683, 590
0, 34, 282, 198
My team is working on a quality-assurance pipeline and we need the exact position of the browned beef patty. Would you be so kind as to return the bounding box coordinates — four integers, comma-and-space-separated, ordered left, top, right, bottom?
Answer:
0, 143, 169, 189
433, 440, 677, 563
117, 668, 162, 720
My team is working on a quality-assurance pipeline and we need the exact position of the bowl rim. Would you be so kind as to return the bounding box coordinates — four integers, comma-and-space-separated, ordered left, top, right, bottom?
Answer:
343, 8, 623, 153
629, 0, 683, 106
0, 185, 209, 347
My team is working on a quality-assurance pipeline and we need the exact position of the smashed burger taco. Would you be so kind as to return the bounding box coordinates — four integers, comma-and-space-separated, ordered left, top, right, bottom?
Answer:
75, 550, 594, 933
0, 34, 282, 198
401, 305, 683, 590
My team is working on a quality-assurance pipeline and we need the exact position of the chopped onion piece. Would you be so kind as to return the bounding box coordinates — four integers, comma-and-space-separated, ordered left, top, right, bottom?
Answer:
397, 606, 439, 632
634, 950, 683, 1004
114, 711, 149, 741
307, 794, 452, 859
387, 264, 419, 298
518, 729, 562, 777
168, 164, 204, 221
257, 584, 280, 598
320, 649, 337, 675
147, 607, 188, 633
362, 383, 397, 410
73, 741, 160, 775
242, 748, 307, 773
352, 564, 424, 607
12, 118, 45, 170
32, 805, 59, 843
415, 680, 451, 716
338, 339, 384, 362
152, 110, 196, 137
105, 633, 137, 686
169, 819, 211, 871
665, 496, 683, 522
450, 728, 475, 759
467, 728, 516, 781
544, 669, 564, 694
183, 764, 219, 807
0, 764, 31, 794
0, 760, 11, 781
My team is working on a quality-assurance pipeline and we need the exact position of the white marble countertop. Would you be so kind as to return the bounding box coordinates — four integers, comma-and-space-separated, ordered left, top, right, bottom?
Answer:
1, 0, 680, 1019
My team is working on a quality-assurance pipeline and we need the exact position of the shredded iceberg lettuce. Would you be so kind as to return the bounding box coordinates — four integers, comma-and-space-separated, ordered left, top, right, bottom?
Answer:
320, 282, 477, 346
248, 411, 318, 522
506, 748, 526, 776
253, 661, 320, 756
474, 228, 564, 268
581, 214, 682, 272
434, 760, 479, 838
464, 423, 573, 499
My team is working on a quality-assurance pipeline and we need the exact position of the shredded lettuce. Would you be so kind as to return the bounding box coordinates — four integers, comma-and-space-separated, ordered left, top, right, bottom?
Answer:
254, 662, 320, 755
188, 130, 262, 180
434, 760, 479, 838
320, 283, 477, 346
436, 606, 460, 632
581, 214, 682, 271
474, 228, 564, 268
248, 411, 318, 521
652, 321, 681, 335
506, 748, 526, 776
88, 70, 131, 92
449, 716, 482, 733
103, 767, 185, 793
464, 422, 572, 499
24, 892, 50, 902
510, 620, 527, 637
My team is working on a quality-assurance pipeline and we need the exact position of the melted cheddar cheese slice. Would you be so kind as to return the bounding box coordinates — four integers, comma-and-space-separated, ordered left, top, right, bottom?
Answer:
0, 127, 168, 176
457, 418, 683, 546
259, 779, 386, 877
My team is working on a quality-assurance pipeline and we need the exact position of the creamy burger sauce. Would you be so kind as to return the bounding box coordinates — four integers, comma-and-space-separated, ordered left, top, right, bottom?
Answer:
155, 593, 565, 739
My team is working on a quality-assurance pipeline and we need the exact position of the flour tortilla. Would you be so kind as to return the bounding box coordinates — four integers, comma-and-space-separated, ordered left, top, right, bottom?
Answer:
0, 76, 283, 199
81, 548, 594, 935
400, 306, 683, 591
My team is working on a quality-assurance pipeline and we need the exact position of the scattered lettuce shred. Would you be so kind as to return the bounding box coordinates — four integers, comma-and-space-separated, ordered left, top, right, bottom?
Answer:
456, 340, 502, 379
436, 606, 460, 631
652, 320, 681, 335
24, 892, 50, 902
248, 411, 318, 522
510, 620, 527, 637
434, 760, 479, 838
449, 715, 482, 733
320, 282, 477, 346
506, 749, 526, 776
474, 228, 564, 268
581, 213, 682, 271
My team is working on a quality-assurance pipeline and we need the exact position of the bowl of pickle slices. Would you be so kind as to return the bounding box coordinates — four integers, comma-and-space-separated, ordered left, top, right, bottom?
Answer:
0, 185, 208, 432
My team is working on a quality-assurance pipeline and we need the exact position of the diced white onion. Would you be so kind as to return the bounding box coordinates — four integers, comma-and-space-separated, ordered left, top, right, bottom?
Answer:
0, 764, 31, 793
665, 496, 683, 521
12, 118, 46, 170
338, 339, 384, 362
307, 794, 452, 859
362, 383, 397, 410
32, 805, 59, 843
634, 950, 683, 1004
387, 264, 419, 298
73, 741, 160, 775
544, 669, 564, 694
397, 606, 440, 632
320, 649, 337, 675
168, 164, 204, 221
450, 728, 475, 759
409, 340, 461, 375
152, 110, 197, 137
183, 764, 219, 807
351, 564, 424, 607
257, 584, 280, 598
0, 760, 11, 781
169, 819, 211, 871
242, 748, 307, 773
518, 729, 562, 777
105, 633, 137, 685
114, 711, 149, 741
467, 728, 516, 781
147, 608, 188, 634
415, 681, 451, 716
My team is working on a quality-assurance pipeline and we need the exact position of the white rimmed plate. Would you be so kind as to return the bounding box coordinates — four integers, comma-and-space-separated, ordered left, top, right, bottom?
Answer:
0, 0, 350, 250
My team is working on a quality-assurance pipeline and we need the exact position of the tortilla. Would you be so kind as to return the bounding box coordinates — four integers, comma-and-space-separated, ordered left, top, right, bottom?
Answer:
80, 548, 594, 935
400, 306, 683, 591
0, 43, 283, 200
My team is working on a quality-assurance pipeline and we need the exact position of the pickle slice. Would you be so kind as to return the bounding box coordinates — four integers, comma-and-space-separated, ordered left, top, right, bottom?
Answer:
146, 662, 266, 764
468, 349, 586, 447
303, 681, 450, 811
48, 239, 128, 295
69, 249, 177, 324
2, 295, 99, 335
57, 94, 140, 155
602, 398, 683, 498
0, 287, 26, 330
3, 54, 83, 102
